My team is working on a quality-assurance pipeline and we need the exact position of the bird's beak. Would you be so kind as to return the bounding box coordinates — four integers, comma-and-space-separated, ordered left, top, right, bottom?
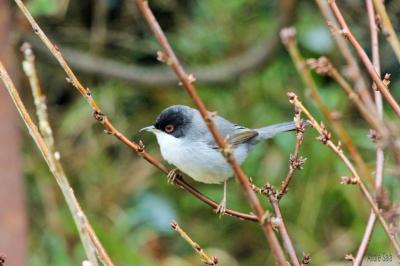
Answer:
140, 125, 156, 133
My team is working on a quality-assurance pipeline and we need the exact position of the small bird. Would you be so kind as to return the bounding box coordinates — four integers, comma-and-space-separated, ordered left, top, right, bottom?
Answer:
140, 105, 298, 215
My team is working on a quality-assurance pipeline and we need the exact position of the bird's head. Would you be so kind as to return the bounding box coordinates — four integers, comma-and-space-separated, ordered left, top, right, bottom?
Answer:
140, 105, 194, 139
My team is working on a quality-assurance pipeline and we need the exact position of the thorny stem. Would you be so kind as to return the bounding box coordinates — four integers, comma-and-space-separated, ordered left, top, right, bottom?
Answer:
287, 92, 400, 258
170, 221, 218, 266
0, 62, 113, 266
13, 0, 258, 223
353, 1, 385, 265
328, 0, 400, 118
134, 1, 288, 265
371, 0, 400, 63
280, 27, 373, 185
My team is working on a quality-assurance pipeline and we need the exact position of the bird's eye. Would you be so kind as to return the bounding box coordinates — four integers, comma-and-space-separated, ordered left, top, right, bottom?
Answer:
164, 124, 175, 133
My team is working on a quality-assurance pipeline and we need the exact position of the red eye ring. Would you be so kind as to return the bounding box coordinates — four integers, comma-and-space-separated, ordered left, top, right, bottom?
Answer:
164, 124, 175, 133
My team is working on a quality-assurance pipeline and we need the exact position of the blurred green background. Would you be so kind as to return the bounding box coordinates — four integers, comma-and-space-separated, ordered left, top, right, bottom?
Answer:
9, 0, 400, 265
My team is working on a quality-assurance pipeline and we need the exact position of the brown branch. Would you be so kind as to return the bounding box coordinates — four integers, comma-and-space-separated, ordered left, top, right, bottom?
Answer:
170, 221, 218, 266
315, 0, 376, 112
270, 200, 300, 266
353, 1, 385, 264
251, 183, 301, 266
328, 0, 400, 117
280, 27, 374, 185
0, 61, 114, 266
13, 0, 258, 222
276, 109, 306, 199
306, 57, 385, 135
251, 109, 306, 266
287, 92, 400, 258
134, 1, 287, 265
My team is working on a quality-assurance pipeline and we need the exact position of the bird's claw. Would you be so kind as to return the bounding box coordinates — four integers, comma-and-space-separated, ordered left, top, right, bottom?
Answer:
167, 168, 181, 184
215, 200, 226, 218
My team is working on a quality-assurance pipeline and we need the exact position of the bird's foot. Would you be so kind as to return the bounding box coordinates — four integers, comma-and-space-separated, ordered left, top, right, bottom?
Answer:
167, 168, 181, 184
215, 200, 226, 218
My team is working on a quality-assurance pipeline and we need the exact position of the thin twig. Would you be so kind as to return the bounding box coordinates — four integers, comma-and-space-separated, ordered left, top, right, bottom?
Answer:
21, 42, 99, 266
170, 221, 218, 266
277, 109, 306, 199
252, 109, 306, 266
315, 0, 376, 112
353, 1, 385, 264
280, 27, 373, 185
270, 200, 300, 266
251, 181, 301, 266
328, 0, 400, 117
13, 0, 258, 223
134, 1, 288, 265
21, 43, 55, 150
287, 92, 400, 258
0, 61, 114, 266
371, 0, 400, 63
306, 57, 385, 135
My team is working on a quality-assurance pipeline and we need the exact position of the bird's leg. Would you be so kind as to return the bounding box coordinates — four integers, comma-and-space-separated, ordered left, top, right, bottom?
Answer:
167, 168, 181, 184
215, 181, 227, 217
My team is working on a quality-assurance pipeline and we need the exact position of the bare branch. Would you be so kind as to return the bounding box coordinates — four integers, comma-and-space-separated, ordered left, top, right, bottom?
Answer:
306, 56, 386, 136
134, 1, 288, 264
0, 61, 114, 266
315, 0, 376, 112
328, 0, 400, 117
170, 221, 219, 266
287, 92, 400, 258
280, 27, 373, 185
353, 1, 385, 264
277, 109, 306, 199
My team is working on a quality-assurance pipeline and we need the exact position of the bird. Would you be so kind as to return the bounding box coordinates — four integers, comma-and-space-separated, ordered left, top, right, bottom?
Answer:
140, 105, 300, 215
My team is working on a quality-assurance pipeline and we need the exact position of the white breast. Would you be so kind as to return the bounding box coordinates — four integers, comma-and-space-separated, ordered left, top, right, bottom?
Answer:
155, 132, 247, 184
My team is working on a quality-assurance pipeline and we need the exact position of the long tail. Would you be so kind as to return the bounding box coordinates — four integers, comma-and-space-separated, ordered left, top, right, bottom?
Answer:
256, 121, 297, 140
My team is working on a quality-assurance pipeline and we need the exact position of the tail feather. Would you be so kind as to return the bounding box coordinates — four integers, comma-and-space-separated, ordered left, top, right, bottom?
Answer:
256, 121, 297, 140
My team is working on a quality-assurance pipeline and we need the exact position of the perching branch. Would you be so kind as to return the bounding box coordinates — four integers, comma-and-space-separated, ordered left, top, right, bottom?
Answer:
170, 221, 219, 266
328, 0, 400, 118
287, 92, 400, 258
134, 1, 288, 265
280, 27, 373, 185
0, 61, 114, 266
13, 0, 259, 223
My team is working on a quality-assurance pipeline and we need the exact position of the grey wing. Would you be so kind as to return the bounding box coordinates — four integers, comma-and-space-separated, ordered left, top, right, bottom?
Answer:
208, 115, 258, 149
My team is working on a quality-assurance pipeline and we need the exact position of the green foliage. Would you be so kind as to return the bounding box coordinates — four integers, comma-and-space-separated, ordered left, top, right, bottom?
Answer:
27, 0, 57, 16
